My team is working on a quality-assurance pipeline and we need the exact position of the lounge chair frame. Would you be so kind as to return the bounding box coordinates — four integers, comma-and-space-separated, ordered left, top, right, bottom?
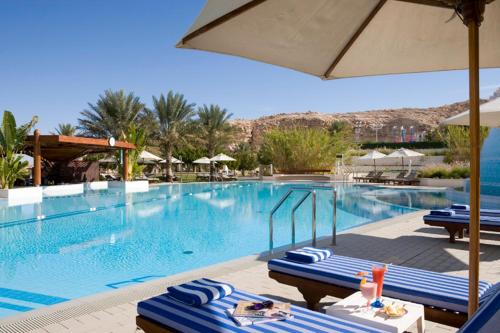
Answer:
137, 315, 175, 333
424, 219, 500, 243
268, 270, 468, 328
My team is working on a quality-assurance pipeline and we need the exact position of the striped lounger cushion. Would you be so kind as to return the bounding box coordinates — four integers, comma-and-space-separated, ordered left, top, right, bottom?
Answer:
458, 283, 500, 333
138, 289, 390, 333
423, 214, 500, 226
268, 255, 493, 313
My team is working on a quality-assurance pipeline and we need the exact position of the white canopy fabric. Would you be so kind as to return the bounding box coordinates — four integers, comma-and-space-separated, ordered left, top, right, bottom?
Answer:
98, 156, 117, 163
177, 0, 500, 314
358, 150, 386, 160
358, 150, 386, 171
138, 151, 163, 164
442, 97, 500, 127
159, 157, 183, 164
177, 0, 500, 80
386, 148, 424, 170
210, 153, 236, 162
386, 148, 424, 158
193, 157, 212, 164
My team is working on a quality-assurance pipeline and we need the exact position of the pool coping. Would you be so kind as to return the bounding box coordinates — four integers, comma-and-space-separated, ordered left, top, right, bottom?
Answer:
0, 210, 427, 332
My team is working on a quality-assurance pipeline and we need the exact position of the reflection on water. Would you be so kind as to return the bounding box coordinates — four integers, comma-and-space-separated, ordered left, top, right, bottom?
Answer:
366, 188, 451, 210
0, 181, 480, 319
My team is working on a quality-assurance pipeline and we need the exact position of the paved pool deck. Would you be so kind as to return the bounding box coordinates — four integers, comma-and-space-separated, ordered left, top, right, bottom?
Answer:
1, 210, 499, 333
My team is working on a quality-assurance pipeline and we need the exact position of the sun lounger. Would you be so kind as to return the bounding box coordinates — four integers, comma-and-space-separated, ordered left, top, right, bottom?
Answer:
353, 171, 376, 182
457, 283, 500, 333
136, 285, 391, 333
450, 204, 500, 217
423, 211, 500, 243
268, 254, 495, 327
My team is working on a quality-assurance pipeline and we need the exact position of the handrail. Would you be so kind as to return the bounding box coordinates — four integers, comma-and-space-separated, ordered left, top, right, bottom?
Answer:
291, 192, 312, 246
269, 185, 335, 252
332, 189, 337, 245
269, 188, 294, 251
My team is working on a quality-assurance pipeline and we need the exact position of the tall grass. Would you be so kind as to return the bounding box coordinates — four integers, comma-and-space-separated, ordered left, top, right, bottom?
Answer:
419, 164, 470, 179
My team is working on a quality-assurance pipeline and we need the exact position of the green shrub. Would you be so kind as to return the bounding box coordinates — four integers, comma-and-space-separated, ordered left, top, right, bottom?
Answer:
259, 128, 354, 173
419, 164, 470, 179
361, 141, 446, 150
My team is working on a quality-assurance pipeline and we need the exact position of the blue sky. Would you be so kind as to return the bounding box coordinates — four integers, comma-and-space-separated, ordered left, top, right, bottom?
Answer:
0, 0, 499, 133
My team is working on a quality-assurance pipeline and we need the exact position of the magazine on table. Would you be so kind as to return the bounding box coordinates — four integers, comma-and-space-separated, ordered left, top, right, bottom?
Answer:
226, 308, 293, 327
233, 301, 292, 318
226, 301, 293, 326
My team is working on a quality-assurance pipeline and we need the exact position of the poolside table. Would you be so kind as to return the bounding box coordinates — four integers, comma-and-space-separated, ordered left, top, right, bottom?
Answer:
326, 292, 425, 333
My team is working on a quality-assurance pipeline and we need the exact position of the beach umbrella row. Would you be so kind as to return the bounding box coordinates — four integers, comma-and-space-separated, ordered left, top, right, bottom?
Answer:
177, 0, 500, 314
359, 149, 424, 171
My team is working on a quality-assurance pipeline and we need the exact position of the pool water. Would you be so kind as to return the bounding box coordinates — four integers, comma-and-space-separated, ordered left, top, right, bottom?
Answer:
0, 182, 451, 318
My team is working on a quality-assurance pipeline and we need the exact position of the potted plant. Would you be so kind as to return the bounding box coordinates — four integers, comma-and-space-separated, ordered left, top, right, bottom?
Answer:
0, 111, 42, 205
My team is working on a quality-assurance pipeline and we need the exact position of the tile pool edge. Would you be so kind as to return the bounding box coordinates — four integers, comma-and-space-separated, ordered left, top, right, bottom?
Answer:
0, 210, 427, 332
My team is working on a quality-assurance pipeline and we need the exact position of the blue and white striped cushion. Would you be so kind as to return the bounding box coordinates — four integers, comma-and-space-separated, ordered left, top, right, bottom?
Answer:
138, 288, 390, 333
458, 283, 500, 333
167, 279, 234, 306
451, 204, 500, 217
430, 209, 455, 217
286, 247, 333, 263
268, 255, 493, 313
423, 214, 500, 226
451, 204, 470, 211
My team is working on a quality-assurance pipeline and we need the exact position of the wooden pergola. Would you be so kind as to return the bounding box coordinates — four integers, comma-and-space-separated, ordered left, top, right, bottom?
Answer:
25, 129, 136, 185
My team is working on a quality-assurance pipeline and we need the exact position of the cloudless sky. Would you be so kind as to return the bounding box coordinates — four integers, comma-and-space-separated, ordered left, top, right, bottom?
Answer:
0, 0, 499, 133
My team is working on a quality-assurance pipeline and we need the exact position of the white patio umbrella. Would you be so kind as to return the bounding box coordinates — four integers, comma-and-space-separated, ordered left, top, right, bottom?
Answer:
98, 156, 117, 163
442, 97, 500, 127
159, 157, 183, 164
386, 148, 424, 171
358, 150, 386, 171
178, 0, 500, 314
193, 157, 212, 164
210, 153, 236, 162
138, 151, 163, 164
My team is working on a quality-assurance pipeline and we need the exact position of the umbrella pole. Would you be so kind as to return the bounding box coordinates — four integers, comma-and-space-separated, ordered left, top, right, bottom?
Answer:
463, 0, 485, 317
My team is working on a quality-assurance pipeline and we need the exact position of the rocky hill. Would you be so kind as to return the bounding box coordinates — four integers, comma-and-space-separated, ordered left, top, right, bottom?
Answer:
231, 100, 475, 146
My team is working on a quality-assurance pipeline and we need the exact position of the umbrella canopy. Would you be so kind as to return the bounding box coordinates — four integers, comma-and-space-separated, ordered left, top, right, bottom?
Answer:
442, 97, 500, 127
210, 153, 236, 162
386, 148, 424, 171
193, 157, 212, 164
178, 0, 500, 315
358, 150, 386, 171
178, 1, 500, 80
159, 157, 183, 164
98, 156, 117, 163
138, 151, 163, 164
358, 150, 386, 160
386, 148, 424, 159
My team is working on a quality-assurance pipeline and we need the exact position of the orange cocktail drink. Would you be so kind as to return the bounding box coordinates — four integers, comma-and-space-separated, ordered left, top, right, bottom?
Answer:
370, 265, 387, 308
372, 265, 386, 298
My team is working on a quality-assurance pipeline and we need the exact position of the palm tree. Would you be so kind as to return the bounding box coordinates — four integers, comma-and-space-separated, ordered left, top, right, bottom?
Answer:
77, 90, 145, 138
52, 123, 77, 136
153, 91, 195, 182
0, 111, 38, 189
196, 105, 234, 180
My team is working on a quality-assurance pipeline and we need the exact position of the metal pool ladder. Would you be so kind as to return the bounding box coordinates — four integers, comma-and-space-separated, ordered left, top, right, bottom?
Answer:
269, 186, 337, 252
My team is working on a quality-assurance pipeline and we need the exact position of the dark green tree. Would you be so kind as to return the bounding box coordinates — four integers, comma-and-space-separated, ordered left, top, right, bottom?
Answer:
195, 105, 235, 180
153, 91, 196, 182
52, 123, 77, 136
233, 143, 258, 176
78, 90, 145, 139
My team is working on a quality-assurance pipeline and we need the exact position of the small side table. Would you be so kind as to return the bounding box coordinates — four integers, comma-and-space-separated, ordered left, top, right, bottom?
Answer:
325, 292, 425, 333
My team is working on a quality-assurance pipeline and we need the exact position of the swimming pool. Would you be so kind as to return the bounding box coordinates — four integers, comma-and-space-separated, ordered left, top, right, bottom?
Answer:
0, 182, 450, 318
